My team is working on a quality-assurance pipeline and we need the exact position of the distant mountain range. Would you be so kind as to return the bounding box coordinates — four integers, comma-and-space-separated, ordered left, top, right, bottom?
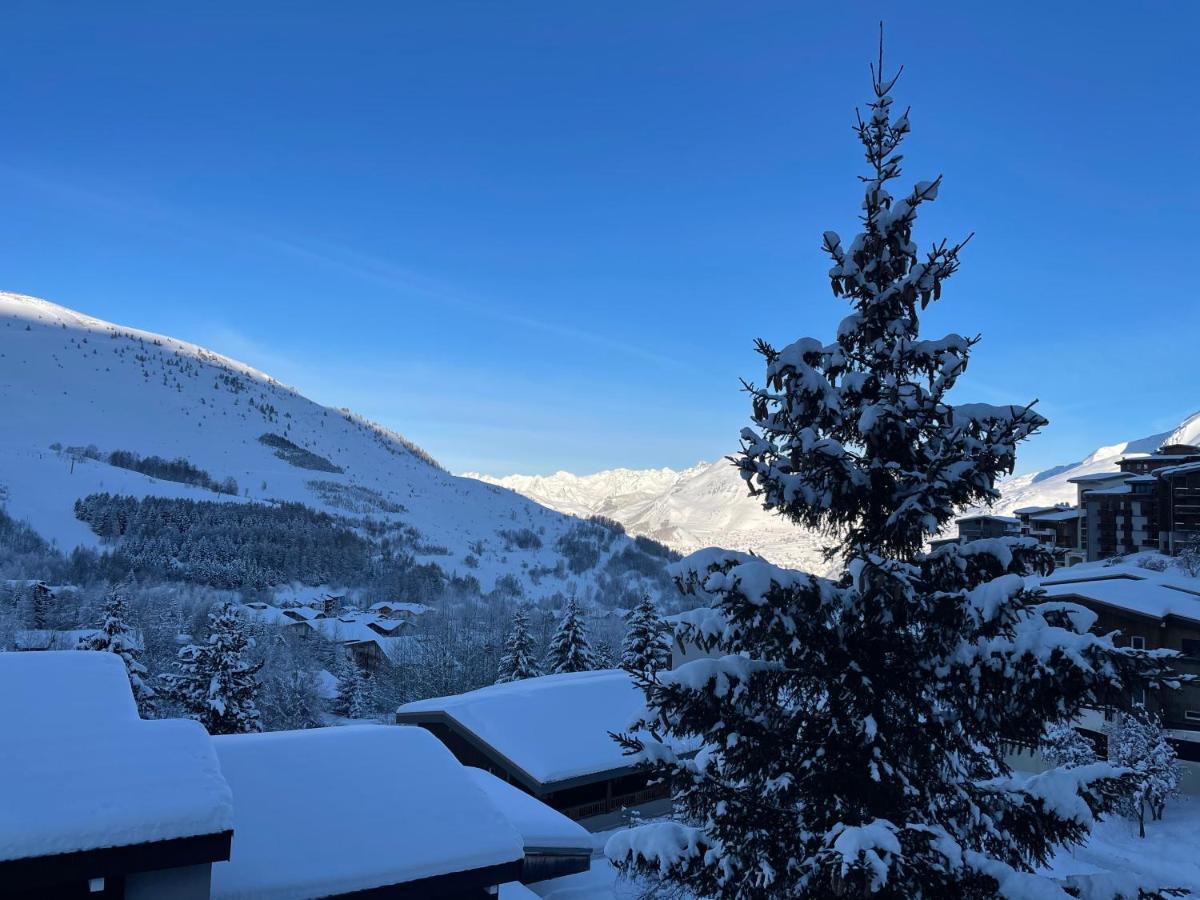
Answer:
469, 411, 1200, 573
0, 292, 673, 604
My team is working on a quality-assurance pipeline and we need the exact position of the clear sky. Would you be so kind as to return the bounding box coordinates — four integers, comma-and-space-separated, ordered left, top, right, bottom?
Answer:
1, 2, 1196, 476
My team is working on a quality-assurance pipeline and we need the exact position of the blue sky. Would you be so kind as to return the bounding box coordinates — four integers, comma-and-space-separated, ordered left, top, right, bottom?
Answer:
1, 2, 1197, 476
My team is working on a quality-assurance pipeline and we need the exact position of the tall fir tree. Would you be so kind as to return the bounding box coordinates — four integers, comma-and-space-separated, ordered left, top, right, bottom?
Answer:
77, 588, 156, 717
608, 38, 1176, 899
164, 600, 263, 735
544, 599, 595, 675
331, 647, 360, 717
496, 606, 541, 683
621, 594, 671, 676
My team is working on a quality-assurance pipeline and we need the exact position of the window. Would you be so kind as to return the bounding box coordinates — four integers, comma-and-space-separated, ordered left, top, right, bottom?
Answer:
1131, 636, 1146, 650
1186, 710, 1200, 723
1183, 639, 1200, 659
1132, 687, 1147, 707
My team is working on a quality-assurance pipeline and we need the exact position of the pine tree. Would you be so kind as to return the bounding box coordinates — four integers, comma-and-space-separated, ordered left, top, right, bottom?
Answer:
544, 599, 595, 675
608, 36, 1176, 899
1040, 722, 1097, 769
1107, 709, 1182, 838
77, 589, 156, 717
331, 647, 359, 717
593, 638, 615, 669
496, 606, 541, 683
164, 600, 263, 735
346, 666, 371, 720
621, 594, 671, 676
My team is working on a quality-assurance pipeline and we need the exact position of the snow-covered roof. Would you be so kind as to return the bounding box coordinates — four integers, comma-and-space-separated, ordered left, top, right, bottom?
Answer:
1013, 505, 1058, 515
368, 601, 429, 615
210, 726, 523, 898
956, 514, 1019, 524
0, 651, 233, 862
1029, 508, 1081, 522
1088, 485, 1133, 496
468, 769, 593, 852
1157, 460, 1200, 479
1040, 567, 1200, 624
1067, 471, 1132, 484
397, 670, 655, 786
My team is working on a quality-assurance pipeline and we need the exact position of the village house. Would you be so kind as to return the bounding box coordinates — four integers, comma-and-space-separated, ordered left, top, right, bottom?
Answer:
397, 670, 682, 829
1037, 562, 1200, 758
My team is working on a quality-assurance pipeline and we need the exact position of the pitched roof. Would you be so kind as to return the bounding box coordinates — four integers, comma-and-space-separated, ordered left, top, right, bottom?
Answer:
210, 726, 523, 898
397, 670, 656, 786
0, 652, 232, 863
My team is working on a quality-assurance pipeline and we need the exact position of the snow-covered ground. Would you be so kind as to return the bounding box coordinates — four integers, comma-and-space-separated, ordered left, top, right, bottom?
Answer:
0, 292, 669, 601
519, 806, 1200, 899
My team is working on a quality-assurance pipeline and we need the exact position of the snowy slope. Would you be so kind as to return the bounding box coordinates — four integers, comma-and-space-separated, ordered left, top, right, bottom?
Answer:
470, 411, 1200, 572
468, 460, 831, 574
0, 292, 667, 599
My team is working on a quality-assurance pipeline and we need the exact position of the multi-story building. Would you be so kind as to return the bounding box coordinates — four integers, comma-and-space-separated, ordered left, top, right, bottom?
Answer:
1075, 444, 1200, 561
1159, 459, 1200, 556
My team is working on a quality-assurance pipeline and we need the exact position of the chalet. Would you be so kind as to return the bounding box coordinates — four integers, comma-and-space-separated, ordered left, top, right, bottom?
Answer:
0, 651, 234, 897
1038, 562, 1200, 756
397, 670, 683, 828
367, 600, 430, 620
284, 613, 425, 672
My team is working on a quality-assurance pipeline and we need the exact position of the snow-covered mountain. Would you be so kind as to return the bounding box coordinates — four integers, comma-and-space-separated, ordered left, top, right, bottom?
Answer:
469, 411, 1200, 572
0, 292, 671, 602
468, 460, 832, 574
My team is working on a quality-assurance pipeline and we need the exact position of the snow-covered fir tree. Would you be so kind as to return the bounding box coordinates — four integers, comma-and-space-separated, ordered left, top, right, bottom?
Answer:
1040, 722, 1097, 769
76, 588, 156, 717
620, 593, 670, 677
593, 638, 616, 669
1108, 709, 1182, 838
496, 605, 541, 683
164, 600, 263, 735
346, 666, 372, 720
331, 647, 360, 716
544, 599, 595, 674
608, 39, 1178, 899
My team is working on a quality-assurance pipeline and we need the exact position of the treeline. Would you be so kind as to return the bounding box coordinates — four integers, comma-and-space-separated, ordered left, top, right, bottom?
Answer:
74, 494, 370, 589
52, 444, 238, 495
108, 450, 238, 495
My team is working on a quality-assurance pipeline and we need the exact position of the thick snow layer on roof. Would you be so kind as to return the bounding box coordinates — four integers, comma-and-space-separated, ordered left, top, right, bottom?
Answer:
468, 769, 592, 852
0, 648, 140, 728
398, 670, 654, 784
1040, 565, 1200, 623
0, 651, 233, 862
210, 725, 523, 899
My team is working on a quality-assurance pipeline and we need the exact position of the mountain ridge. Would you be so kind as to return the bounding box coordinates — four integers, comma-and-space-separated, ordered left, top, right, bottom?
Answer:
0, 291, 673, 604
